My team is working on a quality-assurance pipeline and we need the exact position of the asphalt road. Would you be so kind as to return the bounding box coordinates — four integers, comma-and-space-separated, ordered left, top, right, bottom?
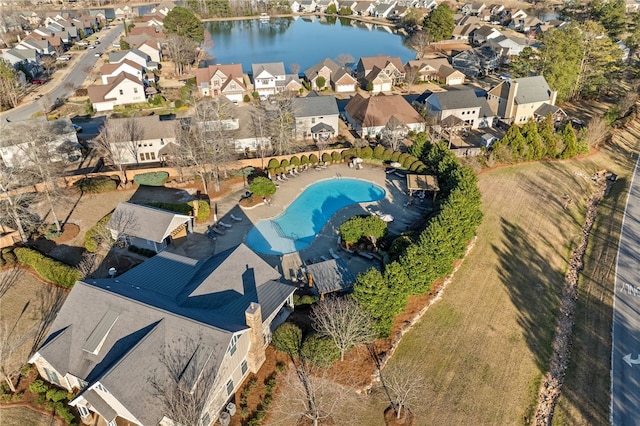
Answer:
1, 25, 123, 123
611, 154, 640, 426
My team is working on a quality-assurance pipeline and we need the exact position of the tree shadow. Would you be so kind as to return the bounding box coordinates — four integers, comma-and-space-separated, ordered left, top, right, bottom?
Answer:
0, 266, 23, 300
492, 218, 564, 372
29, 286, 67, 356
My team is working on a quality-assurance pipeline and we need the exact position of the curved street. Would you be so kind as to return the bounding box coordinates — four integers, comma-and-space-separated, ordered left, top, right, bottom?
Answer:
611, 154, 640, 425
1, 25, 123, 123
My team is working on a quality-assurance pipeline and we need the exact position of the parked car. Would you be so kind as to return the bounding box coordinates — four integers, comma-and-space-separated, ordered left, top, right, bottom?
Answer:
56, 55, 71, 61
72, 124, 82, 133
94, 52, 101, 57
88, 45, 96, 49
32, 79, 46, 85
94, 40, 101, 45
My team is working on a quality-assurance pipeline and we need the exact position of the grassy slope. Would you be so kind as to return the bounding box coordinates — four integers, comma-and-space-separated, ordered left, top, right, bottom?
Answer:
385, 122, 639, 425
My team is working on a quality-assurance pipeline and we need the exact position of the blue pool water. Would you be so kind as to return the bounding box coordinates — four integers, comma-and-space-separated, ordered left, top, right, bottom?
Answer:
246, 178, 385, 255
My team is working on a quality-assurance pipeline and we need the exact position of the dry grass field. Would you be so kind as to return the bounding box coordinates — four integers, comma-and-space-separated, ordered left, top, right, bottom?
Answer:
380, 120, 638, 424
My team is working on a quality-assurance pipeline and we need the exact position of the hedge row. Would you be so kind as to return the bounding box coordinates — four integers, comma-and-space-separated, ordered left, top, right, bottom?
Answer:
14, 247, 81, 288
145, 200, 210, 222
84, 214, 113, 253
263, 144, 426, 174
353, 142, 483, 336
133, 171, 169, 187
74, 175, 120, 193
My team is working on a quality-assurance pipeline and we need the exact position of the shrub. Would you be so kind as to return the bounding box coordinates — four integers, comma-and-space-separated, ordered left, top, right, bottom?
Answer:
46, 388, 68, 402
29, 380, 49, 395
272, 323, 302, 356
55, 403, 76, 425
146, 201, 208, 221
322, 152, 331, 163
84, 214, 113, 253
290, 156, 300, 167
402, 155, 418, 169
249, 176, 277, 197
330, 151, 340, 163
275, 362, 286, 372
339, 215, 387, 245
267, 158, 279, 170
280, 159, 289, 169
373, 145, 385, 159
147, 94, 164, 106
398, 153, 410, 166
300, 155, 309, 165
382, 148, 394, 161
0, 257, 5, 268
309, 153, 318, 164
410, 161, 426, 172
301, 334, 340, 367
133, 171, 169, 187
14, 247, 81, 288
74, 175, 120, 193
390, 151, 401, 162
293, 293, 319, 306
2, 248, 16, 265
360, 146, 373, 159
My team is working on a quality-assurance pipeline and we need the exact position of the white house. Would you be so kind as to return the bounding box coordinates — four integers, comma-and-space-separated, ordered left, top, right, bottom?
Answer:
422, 87, 495, 129
291, 93, 340, 141
135, 40, 162, 63
1, 117, 81, 167
100, 59, 144, 84
88, 72, 146, 112
251, 62, 286, 96
29, 244, 296, 426
108, 49, 153, 69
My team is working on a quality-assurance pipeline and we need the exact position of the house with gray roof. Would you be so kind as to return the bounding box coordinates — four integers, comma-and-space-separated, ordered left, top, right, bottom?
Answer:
107, 202, 193, 252
292, 92, 340, 141
485, 34, 528, 62
306, 258, 355, 299
29, 244, 296, 426
421, 86, 495, 129
451, 46, 500, 77
1, 117, 81, 167
108, 48, 155, 70
2, 47, 42, 78
487, 75, 557, 124
251, 62, 288, 96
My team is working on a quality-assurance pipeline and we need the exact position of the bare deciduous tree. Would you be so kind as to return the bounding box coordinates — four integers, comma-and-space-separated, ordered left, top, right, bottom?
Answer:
92, 117, 130, 181
249, 104, 272, 169
0, 166, 38, 242
310, 297, 376, 361
584, 116, 609, 148
166, 34, 199, 76
290, 63, 301, 76
267, 93, 296, 155
335, 53, 354, 69
409, 31, 432, 59
380, 358, 425, 420
382, 116, 409, 152
148, 337, 218, 426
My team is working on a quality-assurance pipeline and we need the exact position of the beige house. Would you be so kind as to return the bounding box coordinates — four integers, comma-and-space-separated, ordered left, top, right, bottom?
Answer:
29, 244, 296, 426
487, 75, 557, 124
195, 64, 247, 103
356, 55, 405, 86
136, 40, 162, 63
406, 58, 466, 85
88, 72, 146, 112
303, 58, 357, 93
344, 93, 425, 137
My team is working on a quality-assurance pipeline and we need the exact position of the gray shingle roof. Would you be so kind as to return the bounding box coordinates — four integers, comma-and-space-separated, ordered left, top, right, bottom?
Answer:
292, 94, 339, 118
303, 58, 340, 80
513, 76, 553, 104
306, 258, 355, 295
84, 390, 117, 422
427, 88, 484, 110
106, 202, 192, 243
251, 62, 285, 79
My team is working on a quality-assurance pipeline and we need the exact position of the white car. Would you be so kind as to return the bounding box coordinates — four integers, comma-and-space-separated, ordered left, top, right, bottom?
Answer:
94, 52, 101, 57
88, 45, 96, 49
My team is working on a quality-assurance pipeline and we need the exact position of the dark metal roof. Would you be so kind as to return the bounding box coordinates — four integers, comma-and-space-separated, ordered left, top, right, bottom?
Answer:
307, 258, 355, 295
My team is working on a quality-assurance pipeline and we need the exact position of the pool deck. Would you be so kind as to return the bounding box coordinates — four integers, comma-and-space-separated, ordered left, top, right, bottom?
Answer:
168, 163, 431, 282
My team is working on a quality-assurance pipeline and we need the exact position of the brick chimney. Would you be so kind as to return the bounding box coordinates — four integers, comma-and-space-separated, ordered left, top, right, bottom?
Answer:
245, 303, 266, 373
505, 80, 519, 122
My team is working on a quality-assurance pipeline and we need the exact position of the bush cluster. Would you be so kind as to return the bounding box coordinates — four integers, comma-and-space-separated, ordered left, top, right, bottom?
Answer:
292, 293, 318, 307
128, 246, 156, 257
84, 214, 113, 253
339, 215, 387, 246
1, 248, 17, 267
28, 379, 76, 424
146, 200, 210, 222
74, 175, 120, 193
133, 171, 169, 187
353, 142, 483, 336
245, 372, 279, 426
14, 247, 81, 288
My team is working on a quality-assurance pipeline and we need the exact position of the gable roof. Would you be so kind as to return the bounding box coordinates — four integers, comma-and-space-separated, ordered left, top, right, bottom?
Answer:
195, 63, 244, 87
359, 55, 404, 73
87, 72, 143, 103
99, 59, 142, 76
345, 94, 423, 127
108, 48, 150, 65
507, 76, 553, 104
251, 62, 285, 79
292, 94, 339, 118
107, 202, 191, 243
427, 87, 485, 110
303, 58, 340, 80
306, 258, 355, 295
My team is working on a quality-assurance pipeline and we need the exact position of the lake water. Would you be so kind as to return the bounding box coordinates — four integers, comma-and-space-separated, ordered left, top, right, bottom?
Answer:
202, 16, 416, 73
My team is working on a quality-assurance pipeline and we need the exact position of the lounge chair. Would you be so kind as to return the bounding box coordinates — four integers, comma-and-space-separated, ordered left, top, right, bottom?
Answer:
329, 248, 340, 260
218, 221, 232, 228
394, 171, 404, 178
212, 227, 225, 235
230, 213, 242, 222
358, 251, 374, 260
320, 255, 329, 262
386, 168, 396, 174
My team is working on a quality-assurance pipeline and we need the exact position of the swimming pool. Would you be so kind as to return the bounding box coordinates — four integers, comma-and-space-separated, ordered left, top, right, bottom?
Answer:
246, 178, 386, 255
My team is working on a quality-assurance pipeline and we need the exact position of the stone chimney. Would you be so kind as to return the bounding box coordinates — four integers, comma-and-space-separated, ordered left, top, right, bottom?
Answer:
549, 89, 558, 106
245, 303, 266, 373
192, 200, 198, 218
505, 80, 519, 122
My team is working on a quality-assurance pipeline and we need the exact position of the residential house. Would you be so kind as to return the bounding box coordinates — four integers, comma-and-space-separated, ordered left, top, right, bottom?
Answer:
101, 115, 178, 164
100, 59, 145, 84
356, 55, 405, 86
195, 64, 247, 103
353, 1, 375, 15
508, 15, 542, 33
487, 75, 558, 124
533, 103, 567, 123
488, 3, 505, 17
138, 15, 165, 28
135, 40, 162, 63
2, 47, 42, 78
315, 0, 336, 12
150, 1, 176, 16
438, 66, 466, 85
500, 8, 527, 26
452, 15, 481, 40
486, 35, 528, 63
129, 26, 166, 39
16, 38, 54, 55
373, 2, 397, 18
303, 58, 340, 91
251, 62, 301, 96
364, 67, 393, 93
451, 46, 500, 77
298, 0, 318, 12
331, 68, 358, 92
472, 25, 502, 45
291, 93, 340, 140
337, 1, 358, 13
109, 48, 154, 70
344, 94, 425, 137
461, 2, 486, 16
88, 72, 146, 111
1, 117, 81, 167
115, 5, 135, 20
228, 105, 272, 153
29, 243, 296, 426
107, 202, 192, 252
420, 86, 495, 129
405, 57, 449, 82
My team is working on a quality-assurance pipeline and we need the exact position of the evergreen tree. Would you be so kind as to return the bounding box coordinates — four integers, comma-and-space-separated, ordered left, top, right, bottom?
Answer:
589, 0, 626, 37
164, 7, 205, 42
352, 268, 406, 337
422, 4, 454, 42
539, 114, 558, 158
560, 122, 578, 159
521, 119, 544, 160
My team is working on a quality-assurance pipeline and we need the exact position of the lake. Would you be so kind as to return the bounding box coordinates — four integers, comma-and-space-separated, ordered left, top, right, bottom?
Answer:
202, 16, 416, 73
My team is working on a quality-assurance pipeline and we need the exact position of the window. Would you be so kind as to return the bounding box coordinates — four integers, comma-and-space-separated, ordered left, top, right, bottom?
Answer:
133, 87, 138, 94
228, 335, 239, 356
241, 360, 248, 375
201, 412, 211, 426
150, 152, 155, 160
119, 89, 123, 95
43, 368, 60, 386
139, 153, 145, 161
96, 383, 108, 393
226, 379, 234, 396
78, 405, 89, 417
311, 118, 316, 124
